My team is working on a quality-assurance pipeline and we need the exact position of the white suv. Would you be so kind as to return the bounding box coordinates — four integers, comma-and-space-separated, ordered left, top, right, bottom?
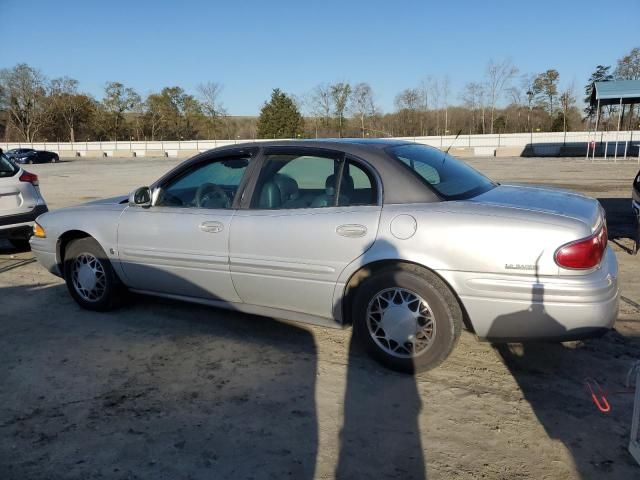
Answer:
0, 153, 48, 249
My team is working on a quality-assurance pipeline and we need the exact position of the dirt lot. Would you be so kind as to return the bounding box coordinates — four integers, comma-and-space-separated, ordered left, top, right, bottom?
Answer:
1, 155, 640, 480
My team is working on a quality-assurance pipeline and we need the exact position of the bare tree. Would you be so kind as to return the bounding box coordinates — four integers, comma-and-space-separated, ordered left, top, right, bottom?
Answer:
395, 88, 421, 136
485, 58, 518, 133
129, 91, 145, 141
429, 77, 441, 134
442, 75, 450, 134
461, 82, 484, 133
614, 47, 640, 80
559, 83, 576, 143
418, 79, 430, 135
145, 93, 165, 140
350, 83, 376, 137
532, 69, 560, 115
49, 77, 95, 143
0, 64, 50, 142
394, 88, 421, 110
197, 82, 226, 140
102, 82, 138, 140
330, 82, 351, 138
614, 47, 640, 127
310, 83, 332, 129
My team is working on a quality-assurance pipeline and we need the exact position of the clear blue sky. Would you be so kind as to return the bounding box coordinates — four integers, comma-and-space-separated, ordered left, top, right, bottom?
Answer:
2, 0, 638, 115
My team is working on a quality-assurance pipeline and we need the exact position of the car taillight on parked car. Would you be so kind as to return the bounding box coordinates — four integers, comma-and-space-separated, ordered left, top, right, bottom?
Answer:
19, 171, 39, 186
555, 223, 608, 269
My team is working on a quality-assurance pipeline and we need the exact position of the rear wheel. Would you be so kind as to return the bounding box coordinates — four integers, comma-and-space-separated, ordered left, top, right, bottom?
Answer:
63, 237, 124, 311
51, 155, 59, 163
352, 264, 462, 374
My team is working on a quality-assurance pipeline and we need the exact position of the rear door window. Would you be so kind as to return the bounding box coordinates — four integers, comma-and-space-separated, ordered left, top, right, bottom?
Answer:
251, 152, 377, 209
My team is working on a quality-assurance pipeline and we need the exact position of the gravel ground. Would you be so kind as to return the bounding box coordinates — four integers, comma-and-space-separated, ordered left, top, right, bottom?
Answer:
1, 155, 640, 480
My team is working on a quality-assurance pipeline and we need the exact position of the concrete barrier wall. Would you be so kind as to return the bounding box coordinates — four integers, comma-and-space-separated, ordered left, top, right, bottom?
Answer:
2, 131, 640, 158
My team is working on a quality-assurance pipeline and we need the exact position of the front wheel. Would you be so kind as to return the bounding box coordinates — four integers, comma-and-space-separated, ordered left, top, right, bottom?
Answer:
63, 237, 124, 311
352, 264, 462, 374
633, 212, 640, 255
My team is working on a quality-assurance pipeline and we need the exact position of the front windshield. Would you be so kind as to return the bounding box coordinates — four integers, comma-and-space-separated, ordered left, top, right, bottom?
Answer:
388, 144, 495, 200
0, 154, 19, 178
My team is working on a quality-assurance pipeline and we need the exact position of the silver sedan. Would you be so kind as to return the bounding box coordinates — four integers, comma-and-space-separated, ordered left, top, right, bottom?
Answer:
30, 140, 619, 373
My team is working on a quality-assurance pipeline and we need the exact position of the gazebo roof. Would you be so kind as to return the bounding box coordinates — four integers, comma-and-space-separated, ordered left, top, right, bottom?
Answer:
590, 80, 640, 106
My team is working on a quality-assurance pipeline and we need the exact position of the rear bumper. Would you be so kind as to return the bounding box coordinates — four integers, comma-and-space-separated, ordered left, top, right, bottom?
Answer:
438, 246, 619, 341
0, 205, 48, 237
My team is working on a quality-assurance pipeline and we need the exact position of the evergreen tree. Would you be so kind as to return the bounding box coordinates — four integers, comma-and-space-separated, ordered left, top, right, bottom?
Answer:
257, 88, 303, 138
584, 65, 613, 117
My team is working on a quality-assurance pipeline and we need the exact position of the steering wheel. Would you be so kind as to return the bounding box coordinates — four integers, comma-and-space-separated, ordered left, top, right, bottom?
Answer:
195, 182, 230, 208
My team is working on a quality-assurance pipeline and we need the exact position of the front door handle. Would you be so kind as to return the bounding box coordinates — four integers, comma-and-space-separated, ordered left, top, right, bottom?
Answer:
199, 221, 224, 233
336, 224, 367, 238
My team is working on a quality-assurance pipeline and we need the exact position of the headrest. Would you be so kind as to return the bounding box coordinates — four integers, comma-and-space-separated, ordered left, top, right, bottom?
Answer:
326, 173, 354, 197
273, 174, 299, 202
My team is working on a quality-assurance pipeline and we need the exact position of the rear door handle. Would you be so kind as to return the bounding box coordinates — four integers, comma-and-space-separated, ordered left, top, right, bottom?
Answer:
336, 224, 367, 238
199, 221, 224, 233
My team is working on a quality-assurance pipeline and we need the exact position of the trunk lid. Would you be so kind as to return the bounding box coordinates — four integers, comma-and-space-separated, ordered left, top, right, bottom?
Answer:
471, 184, 602, 232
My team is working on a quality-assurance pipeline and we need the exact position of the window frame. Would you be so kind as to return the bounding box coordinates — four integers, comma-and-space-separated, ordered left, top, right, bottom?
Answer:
243, 146, 382, 211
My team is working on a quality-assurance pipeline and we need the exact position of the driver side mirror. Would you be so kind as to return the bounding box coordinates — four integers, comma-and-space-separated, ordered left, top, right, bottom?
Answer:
129, 186, 152, 208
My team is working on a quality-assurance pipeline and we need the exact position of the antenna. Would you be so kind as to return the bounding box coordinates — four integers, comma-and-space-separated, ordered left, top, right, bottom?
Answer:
444, 128, 463, 154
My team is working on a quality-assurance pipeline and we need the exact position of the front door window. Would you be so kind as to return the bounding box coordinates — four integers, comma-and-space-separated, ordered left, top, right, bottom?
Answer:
155, 156, 251, 209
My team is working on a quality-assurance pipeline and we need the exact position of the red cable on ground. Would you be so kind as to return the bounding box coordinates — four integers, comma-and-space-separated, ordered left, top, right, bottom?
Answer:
585, 378, 611, 413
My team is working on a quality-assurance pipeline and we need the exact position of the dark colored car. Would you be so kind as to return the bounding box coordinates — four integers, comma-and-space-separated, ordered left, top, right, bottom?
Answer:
5, 148, 59, 164
633, 169, 640, 254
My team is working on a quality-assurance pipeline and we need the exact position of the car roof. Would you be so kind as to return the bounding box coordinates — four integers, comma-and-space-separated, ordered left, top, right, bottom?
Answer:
203, 139, 419, 161
168, 139, 441, 205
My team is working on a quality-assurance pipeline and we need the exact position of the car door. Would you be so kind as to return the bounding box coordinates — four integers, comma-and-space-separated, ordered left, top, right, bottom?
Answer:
117, 152, 254, 303
229, 148, 382, 319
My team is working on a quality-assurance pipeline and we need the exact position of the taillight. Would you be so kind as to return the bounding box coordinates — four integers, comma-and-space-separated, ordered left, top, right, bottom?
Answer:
19, 171, 39, 186
554, 224, 607, 269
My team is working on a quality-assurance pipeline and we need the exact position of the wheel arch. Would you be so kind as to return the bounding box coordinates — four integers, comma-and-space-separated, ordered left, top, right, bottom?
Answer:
56, 230, 93, 278
340, 259, 475, 333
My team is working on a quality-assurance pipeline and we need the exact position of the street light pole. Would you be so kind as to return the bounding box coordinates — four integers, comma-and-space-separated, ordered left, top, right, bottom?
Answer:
526, 90, 533, 147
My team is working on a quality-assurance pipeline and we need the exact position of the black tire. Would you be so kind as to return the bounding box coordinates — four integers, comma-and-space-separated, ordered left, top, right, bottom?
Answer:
634, 214, 640, 256
51, 155, 58, 163
352, 264, 462, 374
63, 237, 124, 311
27, 159, 33, 164
9, 238, 31, 251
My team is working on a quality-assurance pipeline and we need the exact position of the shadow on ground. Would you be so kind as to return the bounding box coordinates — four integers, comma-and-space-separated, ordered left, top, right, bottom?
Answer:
0, 282, 320, 479
490, 261, 640, 479
599, 198, 637, 254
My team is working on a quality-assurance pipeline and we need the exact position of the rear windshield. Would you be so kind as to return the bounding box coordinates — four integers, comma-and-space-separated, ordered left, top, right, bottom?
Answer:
388, 144, 495, 200
0, 154, 18, 178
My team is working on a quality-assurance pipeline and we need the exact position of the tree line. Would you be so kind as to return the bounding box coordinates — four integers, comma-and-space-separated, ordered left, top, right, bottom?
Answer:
1, 46, 638, 143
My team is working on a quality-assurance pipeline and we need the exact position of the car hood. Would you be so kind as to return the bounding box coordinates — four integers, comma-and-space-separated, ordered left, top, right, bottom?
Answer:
471, 184, 602, 231
82, 195, 129, 206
